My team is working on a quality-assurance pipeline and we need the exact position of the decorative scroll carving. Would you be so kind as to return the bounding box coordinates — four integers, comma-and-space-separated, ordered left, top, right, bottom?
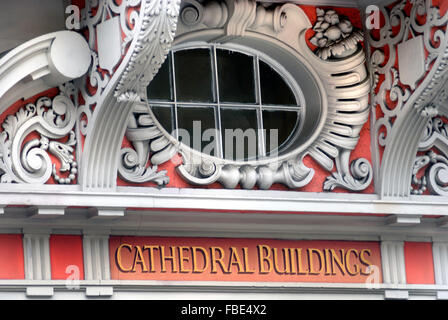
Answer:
178, 0, 291, 37
324, 157, 373, 192
306, 8, 372, 192
78, 0, 180, 189
115, 0, 181, 98
0, 85, 78, 184
120, 3, 372, 192
368, 0, 413, 154
118, 103, 170, 185
367, 0, 448, 197
77, 0, 143, 138
411, 114, 448, 196
411, 151, 448, 196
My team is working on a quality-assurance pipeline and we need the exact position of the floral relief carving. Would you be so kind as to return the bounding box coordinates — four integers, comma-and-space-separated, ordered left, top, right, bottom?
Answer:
310, 9, 364, 60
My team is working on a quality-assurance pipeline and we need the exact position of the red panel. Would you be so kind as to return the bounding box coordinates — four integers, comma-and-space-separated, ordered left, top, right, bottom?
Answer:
0, 234, 24, 279
110, 236, 382, 283
50, 235, 85, 280
404, 242, 435, 284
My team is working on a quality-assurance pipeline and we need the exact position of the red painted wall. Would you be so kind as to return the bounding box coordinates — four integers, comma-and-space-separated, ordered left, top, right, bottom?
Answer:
50, 235, 85, 280
110, 236, 382, 283
0, 234, 24, 279
404, 242, 435, 284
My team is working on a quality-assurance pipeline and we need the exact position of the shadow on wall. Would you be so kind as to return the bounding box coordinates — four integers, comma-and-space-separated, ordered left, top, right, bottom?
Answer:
0, 0, 66, 54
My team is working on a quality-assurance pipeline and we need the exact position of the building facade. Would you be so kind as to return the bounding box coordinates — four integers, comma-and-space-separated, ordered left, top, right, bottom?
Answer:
0, 0, 447, 300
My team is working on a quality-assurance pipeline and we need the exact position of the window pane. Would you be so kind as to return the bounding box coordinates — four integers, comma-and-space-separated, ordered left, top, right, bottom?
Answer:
147, 55, 172, 101
259, 60, 296, 105
263, 110, 298, 155
174, 49, 213, 102
177, 106, 218, 157
217, 50, 255, 103
221, 108, 258, 161
150, 105, 173, 134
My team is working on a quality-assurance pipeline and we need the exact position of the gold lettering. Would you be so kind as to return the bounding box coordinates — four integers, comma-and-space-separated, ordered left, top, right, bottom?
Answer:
283, 248, 291, 274
192, 246, 209, 273
345, 249, 360, 276
258, 245, 272, 274
116, 244, 133, 272
330, 249, 346, 275
143, 245, 159, 272
273, 248, 286, 274
132, 245, 148, 272
210, 247, 229, 273
289, 249, 297, 274
308, 248, 324, 275
360, 249, 373, 275
242, 247, 255, 273
296, 248, 307, 275
160, 246, 178, 273
179, 246, 191, 273
228, 247, 244, 273
324, 249, 332, 275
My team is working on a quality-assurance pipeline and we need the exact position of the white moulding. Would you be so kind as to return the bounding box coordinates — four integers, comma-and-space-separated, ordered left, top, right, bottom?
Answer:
0, 31, 91, 114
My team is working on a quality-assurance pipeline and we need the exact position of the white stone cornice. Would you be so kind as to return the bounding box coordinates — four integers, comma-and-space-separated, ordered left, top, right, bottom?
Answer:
1, 280, 448, 299
1, 185, 448, 216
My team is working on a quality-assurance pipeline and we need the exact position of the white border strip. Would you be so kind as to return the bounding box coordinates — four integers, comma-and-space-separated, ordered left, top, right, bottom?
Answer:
0, 185, 448, 215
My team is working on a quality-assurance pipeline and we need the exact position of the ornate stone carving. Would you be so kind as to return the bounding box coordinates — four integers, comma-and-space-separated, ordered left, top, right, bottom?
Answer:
78, 0, 180, 189
310, 8, 364, 60
367, 0, 448, 197
76, 0, 144, 140
324, 158, 373, 192
121, 3, 372, 192
118, 102, 170, 185
0, 84, 78, 184
178, 0, 292, 37
115, 0, 181, 98
411, 114, 448, 196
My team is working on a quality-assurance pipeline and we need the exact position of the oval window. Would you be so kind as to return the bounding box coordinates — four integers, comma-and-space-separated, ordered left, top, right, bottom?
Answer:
146, 44, 304, 162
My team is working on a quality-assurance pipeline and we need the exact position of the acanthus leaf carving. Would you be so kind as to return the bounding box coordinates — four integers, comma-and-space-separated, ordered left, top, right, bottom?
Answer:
324, 157, 373, 192
77, 0, 180, 189
115, 0, 181, 98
